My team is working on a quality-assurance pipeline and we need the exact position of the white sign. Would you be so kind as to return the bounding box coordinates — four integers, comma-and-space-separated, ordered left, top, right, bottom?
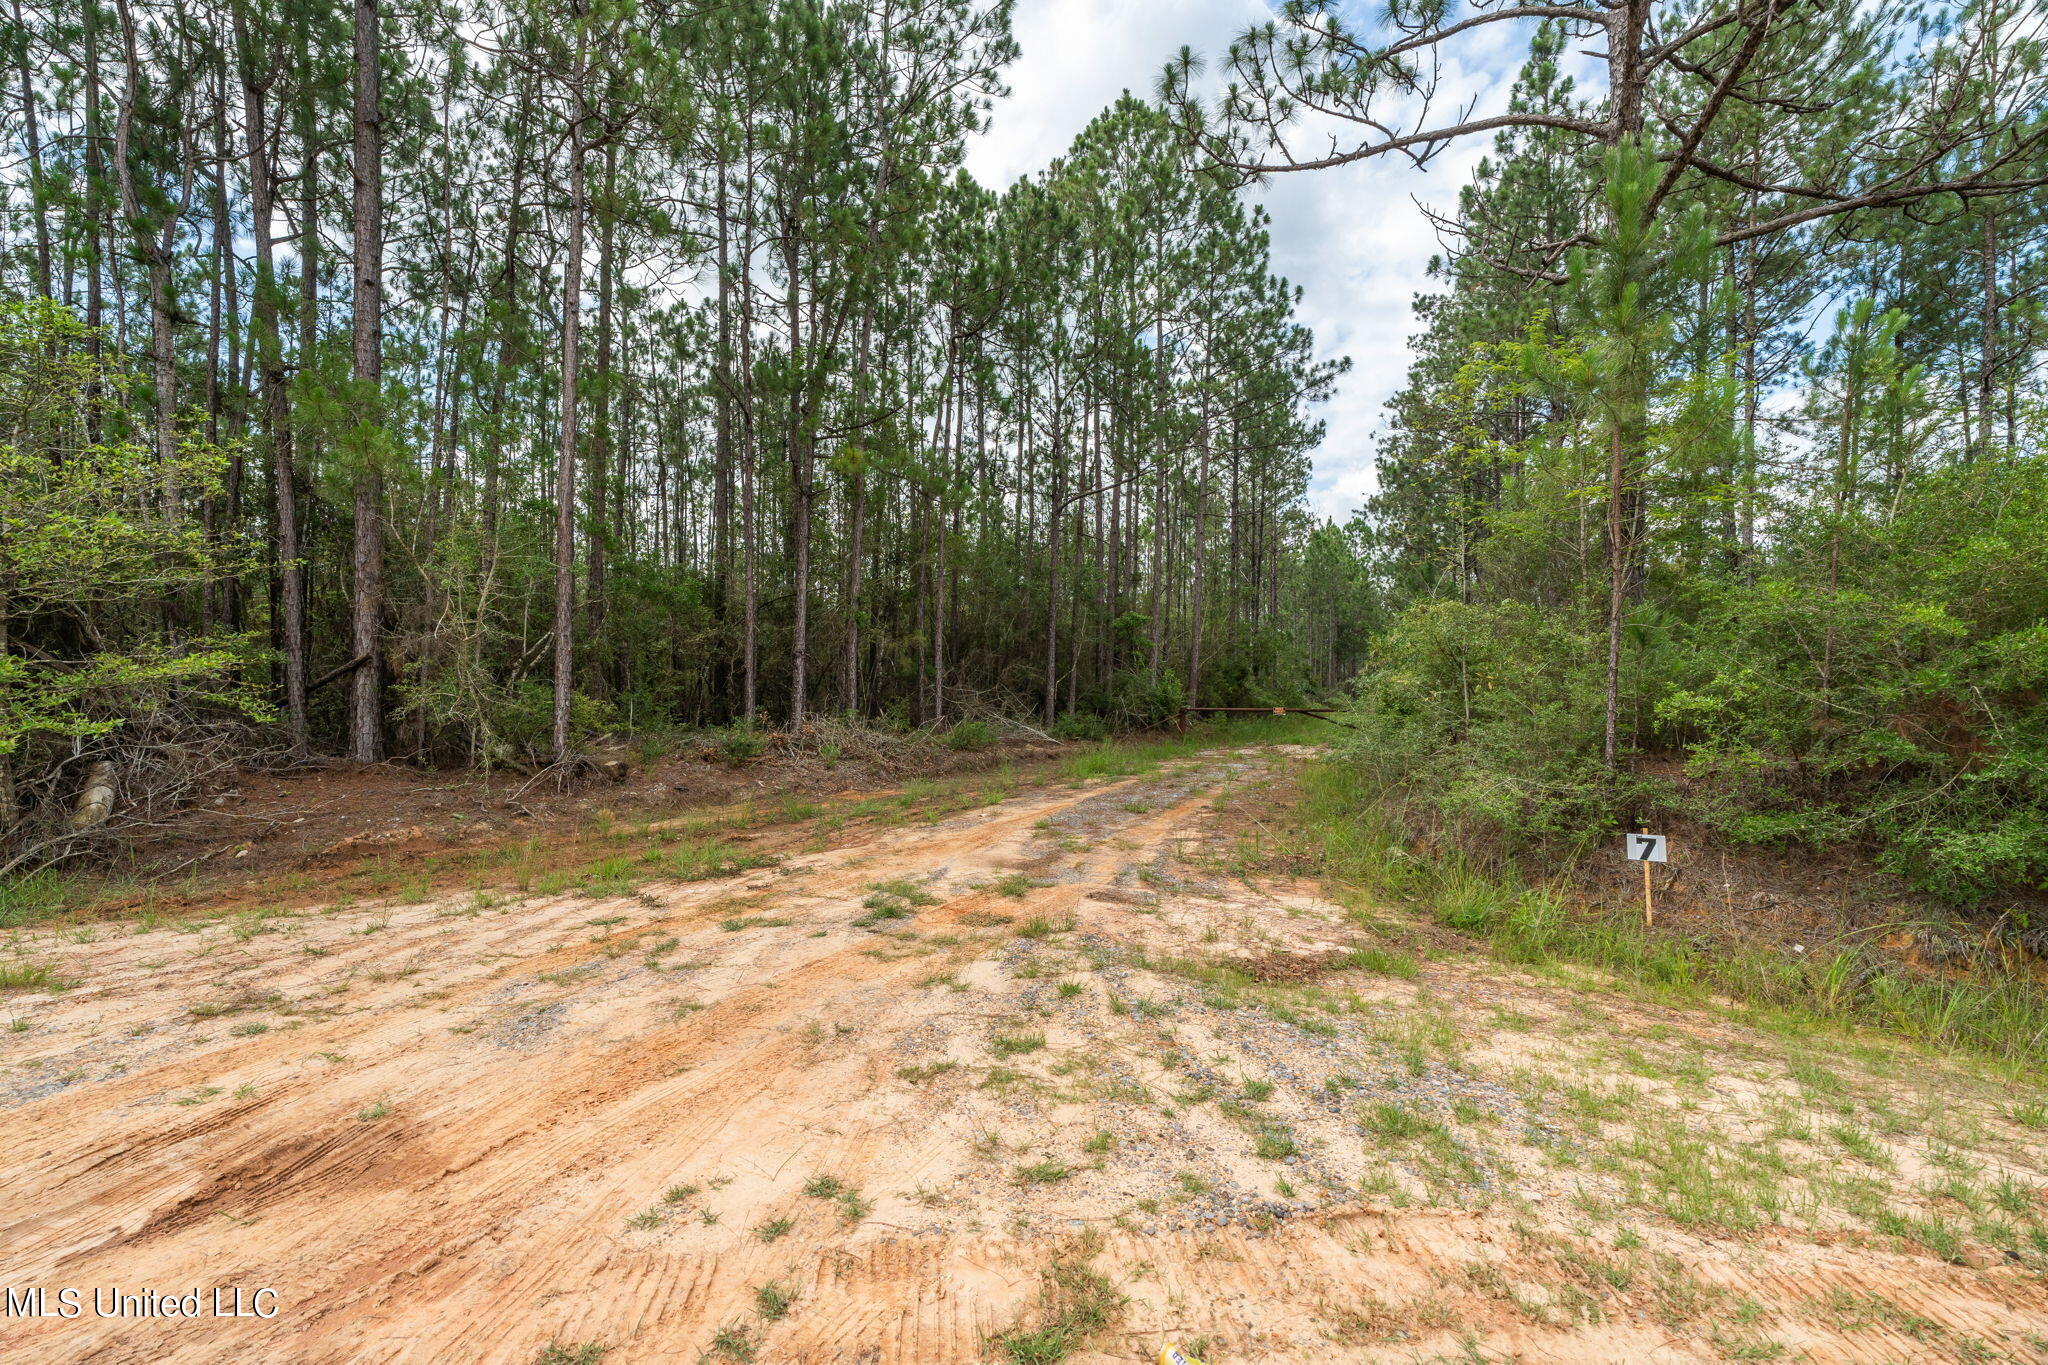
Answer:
1624, 833, 1668, 863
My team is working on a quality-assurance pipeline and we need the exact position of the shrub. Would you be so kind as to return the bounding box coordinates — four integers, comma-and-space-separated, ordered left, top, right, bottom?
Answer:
1106, 667, 1185, 729
945, 720, 996, 751
1050, 714, 1109, 741
716, 727, 765, 765
1337, 599, 1655, 857
0, 302, 270, 866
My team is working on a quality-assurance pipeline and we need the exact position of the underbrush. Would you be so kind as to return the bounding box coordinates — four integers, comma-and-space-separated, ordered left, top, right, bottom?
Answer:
0, 715, 1319, 932
1296, 760, 2048, 1073
1057, 714, 1326, 784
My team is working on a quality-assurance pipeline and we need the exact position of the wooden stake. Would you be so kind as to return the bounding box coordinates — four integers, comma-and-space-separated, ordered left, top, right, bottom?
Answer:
1641, 826, 1654, 927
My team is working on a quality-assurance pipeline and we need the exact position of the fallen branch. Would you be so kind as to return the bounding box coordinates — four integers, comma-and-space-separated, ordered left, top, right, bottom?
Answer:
307, 652, 374, 695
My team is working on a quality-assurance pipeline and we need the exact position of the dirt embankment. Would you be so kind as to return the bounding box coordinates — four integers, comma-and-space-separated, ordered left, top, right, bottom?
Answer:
3, 745, 2046, 1363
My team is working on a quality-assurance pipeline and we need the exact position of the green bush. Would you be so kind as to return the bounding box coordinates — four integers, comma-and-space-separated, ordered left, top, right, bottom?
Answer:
407, 674, 614, 770
944, 720, 996, 752
716, 726, 766, 765
1049, 714, 1108, 741
1337, 599, 1661, 855
1107, 667, 1185, 729
1661, 457, 2048, 902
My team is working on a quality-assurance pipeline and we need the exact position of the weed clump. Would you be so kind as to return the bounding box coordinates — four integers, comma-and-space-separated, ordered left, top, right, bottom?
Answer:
946, 721, 997, 752
854, 879, 936, 927
988, 1235, 1124, 1364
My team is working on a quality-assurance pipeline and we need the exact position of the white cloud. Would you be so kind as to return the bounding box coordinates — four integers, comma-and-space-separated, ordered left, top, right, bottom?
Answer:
965, 1, 1534, 525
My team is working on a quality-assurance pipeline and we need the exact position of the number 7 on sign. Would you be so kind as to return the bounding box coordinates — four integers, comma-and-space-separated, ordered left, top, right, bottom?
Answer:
1626, 833, 1668, 863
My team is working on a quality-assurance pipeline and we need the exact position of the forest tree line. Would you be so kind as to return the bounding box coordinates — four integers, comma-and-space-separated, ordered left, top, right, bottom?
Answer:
1163, 0, 2045, 903
0, 0, 1355, 850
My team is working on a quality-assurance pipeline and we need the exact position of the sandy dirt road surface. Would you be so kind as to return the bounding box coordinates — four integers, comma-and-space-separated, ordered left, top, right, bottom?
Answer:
4, 746, 2047, 1363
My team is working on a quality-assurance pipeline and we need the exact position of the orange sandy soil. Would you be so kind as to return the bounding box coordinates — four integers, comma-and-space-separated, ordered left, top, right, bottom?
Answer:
4, 745, 2047, 1364
68, 733, 1050, 920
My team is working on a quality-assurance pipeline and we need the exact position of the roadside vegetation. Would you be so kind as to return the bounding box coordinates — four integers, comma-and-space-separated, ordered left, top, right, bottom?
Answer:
0, 718, 1316, 940
1292, 756, 2048, 1074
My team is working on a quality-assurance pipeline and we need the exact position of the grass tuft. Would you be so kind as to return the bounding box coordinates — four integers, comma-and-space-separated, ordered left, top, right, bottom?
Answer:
989, 1239, 1124, 1364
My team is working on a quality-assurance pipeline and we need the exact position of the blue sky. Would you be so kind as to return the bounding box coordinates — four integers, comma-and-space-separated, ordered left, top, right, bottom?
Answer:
962, 0, 1535, 525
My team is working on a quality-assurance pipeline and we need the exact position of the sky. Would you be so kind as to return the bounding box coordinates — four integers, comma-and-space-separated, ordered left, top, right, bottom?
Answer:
961, 0, 1533, 525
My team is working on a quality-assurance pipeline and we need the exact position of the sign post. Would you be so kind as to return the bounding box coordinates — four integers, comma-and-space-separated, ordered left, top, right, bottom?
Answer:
1624, 830, 1668, 926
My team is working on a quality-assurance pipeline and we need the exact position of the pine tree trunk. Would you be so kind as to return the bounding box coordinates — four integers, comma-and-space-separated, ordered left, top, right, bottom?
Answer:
1043, 365, 1064, 726
1187, 382, 1213, 707
1598, 0, 1650, 773
739, 127, 759, 724
931, 332, 955, 724
13, 0, 52, 301
711, 159, 735, 711
236, 13, 308, 753
112, 0, 183, 510
1602, 423, 1626, 771
1978, 210, 1998, 460
482, 80, 528, 573
587, 142, 615, 680
783, 228, 812, 729
348, 0, 385, 763
553, 104, 587, 763
82, 0, 105, 442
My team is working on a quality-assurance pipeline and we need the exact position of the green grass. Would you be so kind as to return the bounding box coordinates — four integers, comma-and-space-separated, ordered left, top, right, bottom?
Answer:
800, 1173, 869, 1224
867, 879, 939, 905
1048, 715, 1324, 787
989, 1244, 1125, 1365
854, 879, 939, 927
533, 1341, 608, 1365
1252, 1125, 1299, 1160
1292, 759, 2048, 1073
578, 856, 641, 898
1361, 1101, 1433, 1140
835, 1188, 872, 1224
1015, 915, 1075, 940
0, 868, 80, 928
753, 1280, 797, 1321
704, 1323, 754, 1361
0, 960, 74, 993
991, 1030, 1046, 1057
1335, 944, 1421, 978
1014, 1160, 1071, 1185
1829, 1124, 1894, 1168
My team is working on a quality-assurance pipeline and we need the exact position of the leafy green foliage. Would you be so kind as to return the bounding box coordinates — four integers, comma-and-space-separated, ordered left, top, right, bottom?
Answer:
1339, 599, 1653, 850
0, 302, 268, 856
944, 720, 996, 752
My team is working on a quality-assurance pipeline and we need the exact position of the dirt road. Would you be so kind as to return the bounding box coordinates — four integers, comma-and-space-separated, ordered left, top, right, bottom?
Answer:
4, 747, 2046, 1363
